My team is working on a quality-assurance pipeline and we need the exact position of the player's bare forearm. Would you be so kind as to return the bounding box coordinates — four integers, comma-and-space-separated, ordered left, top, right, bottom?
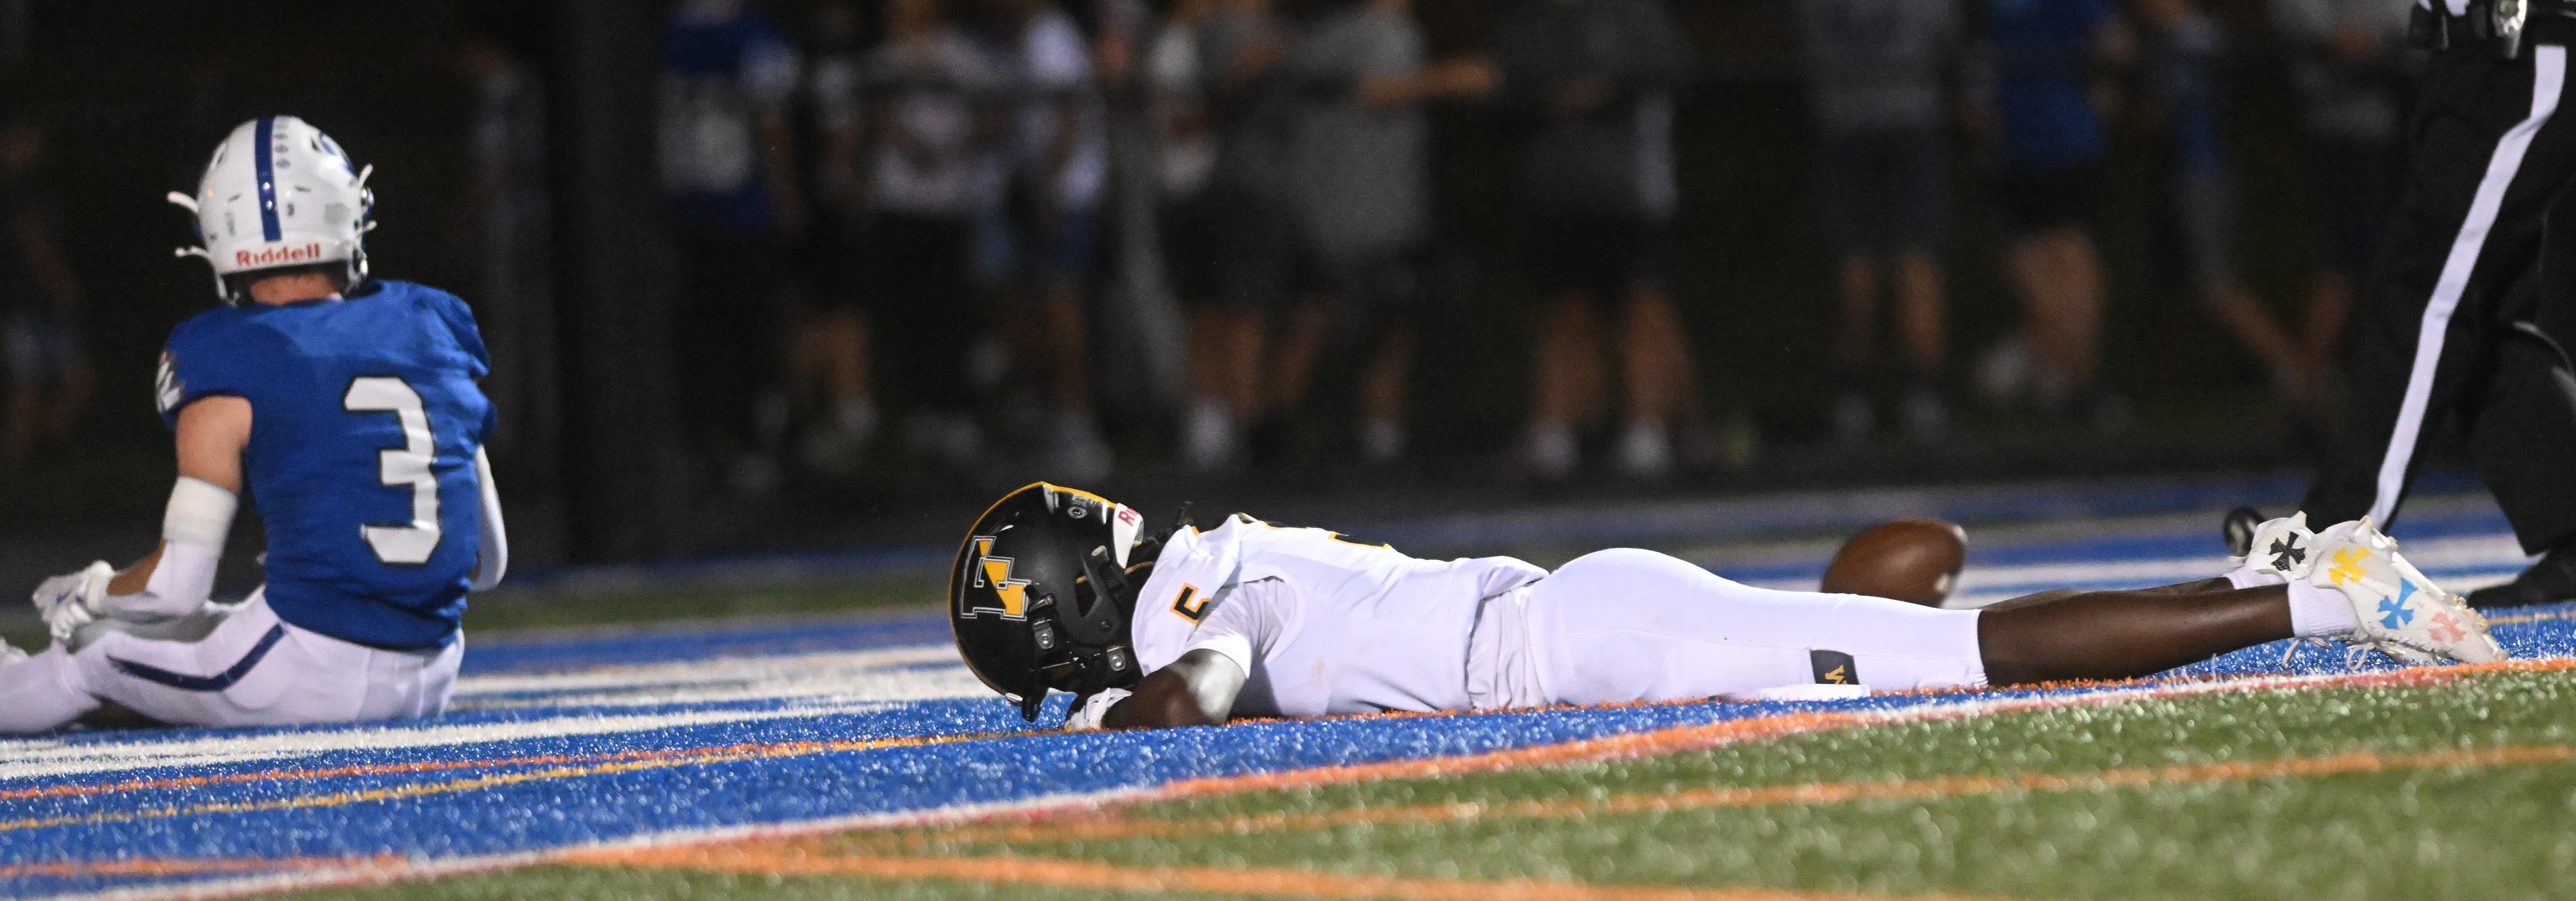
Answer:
1099, 670, 1212, 729
1099, 648, 1246, 730
1984, 577, 2235, 612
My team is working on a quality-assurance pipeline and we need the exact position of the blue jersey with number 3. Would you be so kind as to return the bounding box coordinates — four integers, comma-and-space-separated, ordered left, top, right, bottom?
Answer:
156, 280, 493, 650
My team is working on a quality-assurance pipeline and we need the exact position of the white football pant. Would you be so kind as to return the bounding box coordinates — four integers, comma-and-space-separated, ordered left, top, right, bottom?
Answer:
1469, 548, 1987, 708
0, 589, 460, 734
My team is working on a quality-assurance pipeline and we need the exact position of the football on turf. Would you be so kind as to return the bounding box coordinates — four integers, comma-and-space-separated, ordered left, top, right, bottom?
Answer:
1820, 519, 1967, 607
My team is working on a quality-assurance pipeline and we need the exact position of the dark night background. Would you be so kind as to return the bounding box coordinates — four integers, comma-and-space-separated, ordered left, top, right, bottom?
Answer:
0, 0, 2362, 578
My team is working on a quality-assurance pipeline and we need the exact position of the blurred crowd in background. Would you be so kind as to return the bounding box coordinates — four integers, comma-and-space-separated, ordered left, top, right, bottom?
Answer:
0, 0, 2426, 552
641, 0, 1702, 492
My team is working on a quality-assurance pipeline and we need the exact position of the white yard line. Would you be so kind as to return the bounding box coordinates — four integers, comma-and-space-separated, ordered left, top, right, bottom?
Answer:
450, 646, 983, 710
0, 703, 899, 784
0, 646, 989, 784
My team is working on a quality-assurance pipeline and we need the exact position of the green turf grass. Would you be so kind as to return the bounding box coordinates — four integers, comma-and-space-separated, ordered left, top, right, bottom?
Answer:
274, 669, 2576, 900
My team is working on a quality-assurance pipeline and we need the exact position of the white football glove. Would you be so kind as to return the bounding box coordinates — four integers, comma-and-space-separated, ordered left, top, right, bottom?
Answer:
32, 561, 113, 645
1063, 687, 1133, 731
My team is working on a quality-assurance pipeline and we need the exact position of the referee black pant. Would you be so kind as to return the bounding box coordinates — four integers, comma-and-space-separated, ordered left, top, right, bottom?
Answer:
2304, 38, 2576, 554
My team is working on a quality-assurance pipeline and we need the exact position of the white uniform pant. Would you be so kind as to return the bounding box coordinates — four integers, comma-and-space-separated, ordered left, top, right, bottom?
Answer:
1467, 548, 1986, 709
0, 589, 461, 734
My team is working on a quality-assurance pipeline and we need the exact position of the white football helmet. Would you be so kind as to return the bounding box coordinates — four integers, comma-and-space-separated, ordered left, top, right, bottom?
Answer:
166, 116, 373, 303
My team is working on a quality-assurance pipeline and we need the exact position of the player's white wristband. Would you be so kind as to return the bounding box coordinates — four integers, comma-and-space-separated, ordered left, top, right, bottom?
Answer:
162, 476, 237, 554
1064, 687, 1133, 731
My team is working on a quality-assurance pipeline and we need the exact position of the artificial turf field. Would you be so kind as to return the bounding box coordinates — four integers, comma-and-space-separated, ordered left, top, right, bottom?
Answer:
7, 480, 2573, 900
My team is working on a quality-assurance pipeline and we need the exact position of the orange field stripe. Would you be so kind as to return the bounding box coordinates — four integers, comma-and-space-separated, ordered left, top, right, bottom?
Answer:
572, 843, 1994, 901
912, 744, 2575, 847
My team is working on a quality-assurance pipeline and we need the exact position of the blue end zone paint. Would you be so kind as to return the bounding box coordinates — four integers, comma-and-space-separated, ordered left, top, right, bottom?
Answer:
1, 481, 2559, 900
462, 616, 954, 675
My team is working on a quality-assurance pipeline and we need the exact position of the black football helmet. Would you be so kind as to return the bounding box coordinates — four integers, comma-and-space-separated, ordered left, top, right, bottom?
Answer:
951, 483, 1154, 720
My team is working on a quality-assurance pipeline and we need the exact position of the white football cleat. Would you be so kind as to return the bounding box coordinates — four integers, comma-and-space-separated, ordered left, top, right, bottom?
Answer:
2307, 518, 2505, 665
2226, 512, 2316, 587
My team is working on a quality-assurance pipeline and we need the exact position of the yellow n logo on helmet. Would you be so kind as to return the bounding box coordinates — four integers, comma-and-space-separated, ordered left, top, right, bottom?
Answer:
965, 536, 1032, 620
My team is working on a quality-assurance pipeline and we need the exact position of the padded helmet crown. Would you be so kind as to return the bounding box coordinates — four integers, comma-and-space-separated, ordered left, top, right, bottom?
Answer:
167, 116, 375, 304
951, 483, 1148, 720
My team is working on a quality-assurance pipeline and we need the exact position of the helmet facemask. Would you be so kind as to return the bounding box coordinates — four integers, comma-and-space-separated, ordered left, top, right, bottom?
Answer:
1020, 544, 1146, 716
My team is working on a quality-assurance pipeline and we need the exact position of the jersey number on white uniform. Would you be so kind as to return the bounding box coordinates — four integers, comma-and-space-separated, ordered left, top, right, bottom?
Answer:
345, 376, 442, 565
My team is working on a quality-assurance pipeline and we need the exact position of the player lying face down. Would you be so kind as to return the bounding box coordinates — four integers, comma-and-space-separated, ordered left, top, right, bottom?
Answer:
0, 117, 501, 733
952, 485, 2505, 730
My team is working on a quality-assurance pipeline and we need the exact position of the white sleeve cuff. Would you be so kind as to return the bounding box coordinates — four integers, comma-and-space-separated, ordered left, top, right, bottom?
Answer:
162, 476, 237, 552
1180, 633, 1255, 682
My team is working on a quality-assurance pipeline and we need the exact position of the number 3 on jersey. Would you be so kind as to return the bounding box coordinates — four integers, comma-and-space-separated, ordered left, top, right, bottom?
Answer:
344, 376, 442, 565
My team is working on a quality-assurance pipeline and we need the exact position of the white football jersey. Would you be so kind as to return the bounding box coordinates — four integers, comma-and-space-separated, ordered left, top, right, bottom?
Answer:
1131, 514, 1546, 718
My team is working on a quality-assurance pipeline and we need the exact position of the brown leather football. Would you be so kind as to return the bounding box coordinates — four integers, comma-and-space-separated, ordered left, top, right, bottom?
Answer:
1820, 519, 1968, 607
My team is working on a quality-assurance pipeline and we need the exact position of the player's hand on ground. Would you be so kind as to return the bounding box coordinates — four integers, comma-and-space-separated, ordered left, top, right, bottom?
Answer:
1063, 687, 1132, 731
32, 561, 113, 644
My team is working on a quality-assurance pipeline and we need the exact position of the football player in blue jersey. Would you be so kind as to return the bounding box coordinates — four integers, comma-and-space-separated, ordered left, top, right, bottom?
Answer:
0, 116, 505, 732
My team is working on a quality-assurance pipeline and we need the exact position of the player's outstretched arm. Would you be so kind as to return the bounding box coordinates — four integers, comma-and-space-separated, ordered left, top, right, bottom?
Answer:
32, 397, 246, 645
1978, 583, 2292, 685
1095, 649, 1247, 730
108, 397, 246, 604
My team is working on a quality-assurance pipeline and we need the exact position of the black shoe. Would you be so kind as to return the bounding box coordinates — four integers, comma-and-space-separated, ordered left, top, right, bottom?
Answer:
2467, 544, 2576, 609
2223, 506, 2266, 558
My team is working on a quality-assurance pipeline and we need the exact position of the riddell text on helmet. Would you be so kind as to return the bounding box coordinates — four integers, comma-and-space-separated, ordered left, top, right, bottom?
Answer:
237, 242, 324, 268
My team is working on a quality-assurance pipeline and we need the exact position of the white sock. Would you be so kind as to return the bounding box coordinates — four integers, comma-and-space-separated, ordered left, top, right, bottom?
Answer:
2286, 579, 2362, 638
2226, 567, 2284, 590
